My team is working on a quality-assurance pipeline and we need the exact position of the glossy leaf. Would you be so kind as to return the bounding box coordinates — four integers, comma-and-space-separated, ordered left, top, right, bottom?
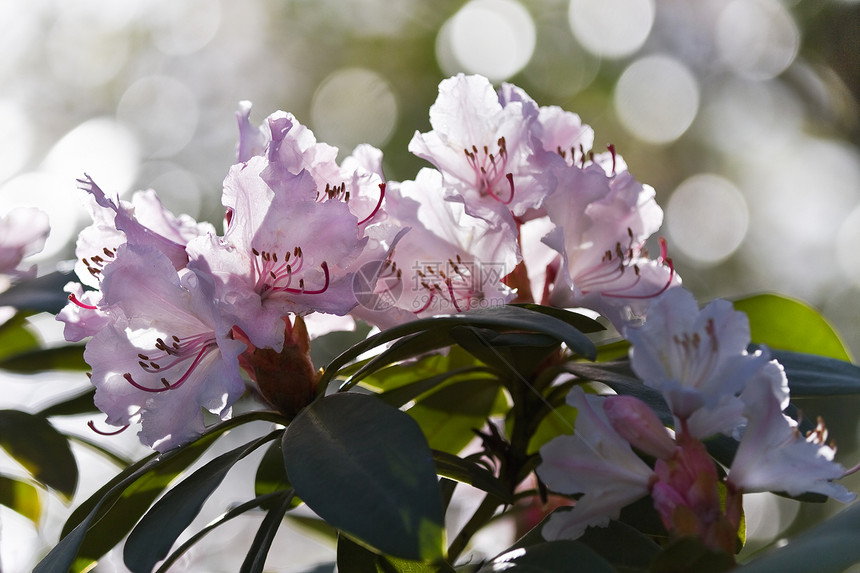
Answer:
769, 349, 860, 396
734, 294, 851, 361
156, 493, 287, 573
432, 450, 511, 503
310, 321, 373, 369
0, 270, 75, 313
38, 411, 285, 573
255, 439, 292, 501
0, 474, 41, 524
478, 540, 616, 572
377, 368, 494, 409
240, 491, 295, 573
123, 431, 281, 573
650, 537, 735, 573
736, 503, 860, 573
0, 312, 39, 361
0, 410, 77, 501
320, 305, 596, 391
408, 379, 503, 454
337, 534, 455, 573
0, 344, 88, 373
283, 393, 445, 561
36, 388, 98, 418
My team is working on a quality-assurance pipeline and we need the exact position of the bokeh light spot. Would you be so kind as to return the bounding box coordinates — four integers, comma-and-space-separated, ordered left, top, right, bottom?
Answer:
836, 204, 860, 288
149, 0, 222, 56
716, 0, 799, 80
614, 55, 700, 144
568, 0, 654, 58
667, 174, 749, 265
42, 117, 140, 197
117, 76, 199, 158
0, 172, 88, 260
0, 101, 33, 184
439, 0, 536, 82
310, 68, 398, 153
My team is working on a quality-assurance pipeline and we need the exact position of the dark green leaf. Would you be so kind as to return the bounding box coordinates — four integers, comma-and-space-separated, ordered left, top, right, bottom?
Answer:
510, 304, 605, 334
769, 349, 860, 396
0, 344, 88, 373
432, 450, 511, 503
123, 431, 281, 573
0, 474, 41, 524
650, 537, 735, 573
408, 379, 503, 454
0, 312, 39, 361
240, 491, 295, 573
337, 534, 455, 573
736, 503, 860, 573
41, 411, 286, 573
320, 305, 596, 391
283, 393, 445, 561
310, 321, 373, 369
156, 493, 287, 573
255, 439, 292, 502
527, 403, 577, 454
36, 388, 98, 418
0, 410, 77, 500
734, 294, 852, 361
577, 521, 661, 573
377, 368, 494, 408
0, 270, 76, 313
478, 540, 615, 572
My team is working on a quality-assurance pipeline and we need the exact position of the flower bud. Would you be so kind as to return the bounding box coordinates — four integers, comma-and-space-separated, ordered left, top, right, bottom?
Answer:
603, 395, 676, 460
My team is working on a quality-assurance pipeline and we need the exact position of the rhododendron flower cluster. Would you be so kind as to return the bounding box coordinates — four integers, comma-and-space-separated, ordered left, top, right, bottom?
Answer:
537, 288, 854, 555
58, 73, 678, 451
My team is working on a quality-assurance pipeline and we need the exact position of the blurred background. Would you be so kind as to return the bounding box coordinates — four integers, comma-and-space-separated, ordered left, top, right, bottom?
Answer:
1, 0, 860, 570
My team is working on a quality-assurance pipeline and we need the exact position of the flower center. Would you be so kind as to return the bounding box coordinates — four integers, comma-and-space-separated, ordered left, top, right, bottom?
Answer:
251, 245, 330, 298
123, 332, 218, 392
413, 254, 476, 313
79, 246, 117, 280
577, 233, 675, 300
463, 137, 515, 204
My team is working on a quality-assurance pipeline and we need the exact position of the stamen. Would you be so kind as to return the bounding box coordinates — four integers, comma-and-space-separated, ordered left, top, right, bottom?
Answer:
68, 293, 98, 310
357, 182, 386, 225
87, 420, 129, 436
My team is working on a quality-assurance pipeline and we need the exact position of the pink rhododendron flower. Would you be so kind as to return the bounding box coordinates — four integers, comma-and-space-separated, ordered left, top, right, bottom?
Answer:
728, 362, 855, 503
187, 157, 367, 351
85, 243, 246, 451
352, 168, 520, 327
626, 287, 776, 438
59, 176, 216, 341
537, 387, 656, 541
541, 156, 678, 327
409, 74, 555, 226
0, 206, 49, 279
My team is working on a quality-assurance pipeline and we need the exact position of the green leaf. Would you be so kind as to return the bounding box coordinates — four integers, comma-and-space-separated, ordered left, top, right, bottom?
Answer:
36, 388, 98, 418
736, 503, 860, 573
769, 349, 860, 396
432, 450, 511, 503
39, 411, 285, 573
0, 345, 88, 373
240, 491, 295, 573
734, 294, 852, 361
310, 321, 373, 369
408, 379, 503, 454
0, 410, 77, 501
527, 403, 577, 455
0, 474, 41, 524
360, 346, 482, 393
320, 305, 596, 391
254, 439, 292, 502
0, 270, 76, 313
0, 312, 39, 361
478, 540, 616, 572
510, 304, 606, 334
123, 431, 281, 573
650, 537, 735, 573
155, 493, 287, 573
283, 393, 445, 561
337, 534, 455, 573
377, 368, 494, 409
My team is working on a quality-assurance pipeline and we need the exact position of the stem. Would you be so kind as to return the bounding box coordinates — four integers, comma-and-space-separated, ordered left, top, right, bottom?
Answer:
447, 493, 502, 563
